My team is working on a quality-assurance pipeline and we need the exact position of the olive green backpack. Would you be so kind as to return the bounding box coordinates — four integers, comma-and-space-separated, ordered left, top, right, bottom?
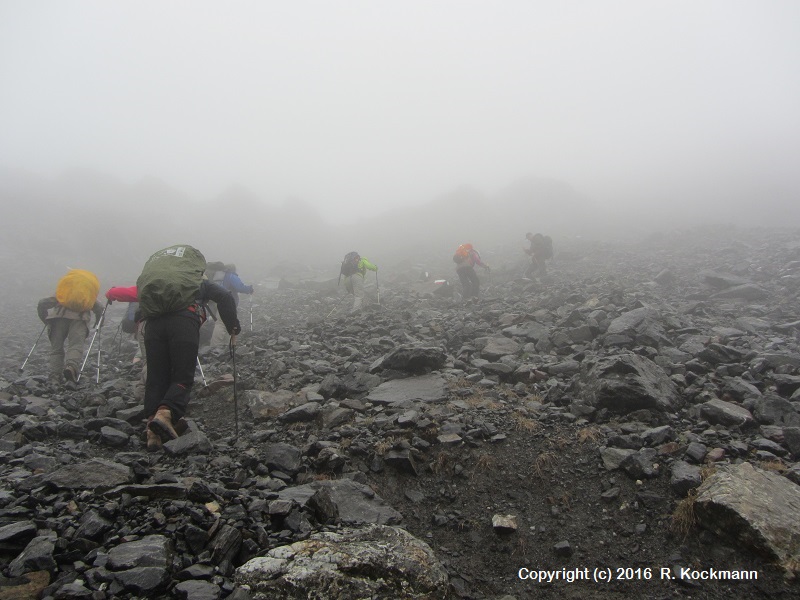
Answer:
137, 245, 206, 318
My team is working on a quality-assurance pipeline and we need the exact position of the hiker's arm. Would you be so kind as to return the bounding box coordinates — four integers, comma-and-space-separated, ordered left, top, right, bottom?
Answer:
228, 273, 253, 294
361, 258, 378, 272
37, 297, 56, 323
92, 301, 105, 325
206, 283, 242, 335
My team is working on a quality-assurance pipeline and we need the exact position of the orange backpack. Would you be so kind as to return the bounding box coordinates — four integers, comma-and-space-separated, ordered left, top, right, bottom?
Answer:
453, 244, 472, 264
55, 270, 100, 312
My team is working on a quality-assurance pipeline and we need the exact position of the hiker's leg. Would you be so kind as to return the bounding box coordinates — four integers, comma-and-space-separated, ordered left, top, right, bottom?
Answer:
457, 268, 472, 298
351, 275, 365, 311
159, 314, 200, 421
467, 267, 481, 298
134, 321, 147, 402
47, 319, 68, 378
144, 317, 171, 417
64, 319, 89, 372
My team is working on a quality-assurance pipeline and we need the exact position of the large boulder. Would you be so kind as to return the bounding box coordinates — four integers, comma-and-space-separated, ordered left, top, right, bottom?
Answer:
695, 463, 800, 574
235, 525, 448, 599
575, 353, 680, 415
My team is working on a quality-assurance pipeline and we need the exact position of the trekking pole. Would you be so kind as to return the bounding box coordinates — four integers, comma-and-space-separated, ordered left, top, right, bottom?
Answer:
20, 323, 47, 372
78, 301, 109, 383
230, 337, 239, 437
326, 296, 345, 319
95, 315, 105, 383
376, 271, 381, 306
110, 323, 120, 349
196, 356, 208, 387
249, 295, 253, 332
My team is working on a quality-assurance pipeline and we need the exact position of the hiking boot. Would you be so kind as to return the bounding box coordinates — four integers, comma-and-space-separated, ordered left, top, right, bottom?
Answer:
146, 429, 163, 452
148, 406, 179, 442
63, 365, 78, 382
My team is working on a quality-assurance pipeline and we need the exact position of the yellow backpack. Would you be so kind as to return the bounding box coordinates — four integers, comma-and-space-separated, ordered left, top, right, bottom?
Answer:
55, 269, 100, 312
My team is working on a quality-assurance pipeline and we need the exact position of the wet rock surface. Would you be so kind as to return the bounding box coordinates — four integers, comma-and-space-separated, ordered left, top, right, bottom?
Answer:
0, 228, 799, 598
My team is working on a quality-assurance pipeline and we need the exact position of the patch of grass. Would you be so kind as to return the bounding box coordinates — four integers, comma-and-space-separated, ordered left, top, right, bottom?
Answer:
547, 492, 572, 510
532, 451, 556, 478
551, 435, 571, 450
474, 453, 496, 472
671, 491, 698, 539
374, 436, 399, 456
577, 426, 602, 444
512, 413, 541, 433
699, 465, 717, 481
451, 377, 473, 390
432, 451, 452, 475
759, 460, 787, 473
513, 536, 528, 558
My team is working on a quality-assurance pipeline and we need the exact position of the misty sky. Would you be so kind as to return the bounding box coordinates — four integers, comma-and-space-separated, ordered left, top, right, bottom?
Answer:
1, 1, 799, 222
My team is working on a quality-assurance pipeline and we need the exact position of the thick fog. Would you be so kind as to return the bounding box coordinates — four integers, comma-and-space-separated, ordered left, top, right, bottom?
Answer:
1, 1, 799, 297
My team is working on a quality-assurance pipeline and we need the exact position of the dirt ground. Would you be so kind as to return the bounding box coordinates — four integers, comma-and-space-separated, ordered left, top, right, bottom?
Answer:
184, 360, 795, 600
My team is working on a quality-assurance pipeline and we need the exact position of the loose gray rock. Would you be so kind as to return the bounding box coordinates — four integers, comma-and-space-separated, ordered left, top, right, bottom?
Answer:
695, 462, 800, 574
245, 389, 300, 420
369, 346, 446, 374
578, 354, 680, 414
670, 460, 702, 497
235, 525, 448, 600
107, 535, 173, 570
367, 374, 448, 405
7, 535, 56, 577
698, 398, 755, 428
277, 479, 402, 525
164, 430, 213, 455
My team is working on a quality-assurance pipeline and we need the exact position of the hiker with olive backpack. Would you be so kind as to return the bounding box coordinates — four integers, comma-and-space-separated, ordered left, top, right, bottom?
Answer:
37, 269, 105, 383
137, 245, 241, 451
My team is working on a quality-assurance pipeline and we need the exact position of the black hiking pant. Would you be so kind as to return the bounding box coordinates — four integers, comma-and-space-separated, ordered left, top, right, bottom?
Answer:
457, 266, 480, 299
143, 313, 200, 421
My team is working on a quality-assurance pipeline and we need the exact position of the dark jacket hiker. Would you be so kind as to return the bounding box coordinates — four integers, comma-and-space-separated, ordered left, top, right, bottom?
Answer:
136, 245, 241, 451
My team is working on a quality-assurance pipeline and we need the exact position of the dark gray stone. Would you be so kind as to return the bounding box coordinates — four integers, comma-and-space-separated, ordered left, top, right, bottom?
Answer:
699, 398, 755, 428
369, 346, 446, 374
753, 394, 800, 427
262, 443, 303, 475
367, 374, 447, 405
107, 535, 173, 570
278, 402, 321, 424
174, 580, 222, 600
670, 460, 702, 497
164, 430, 213, 455
8, 535, 56, 577
578, 354, 680, 414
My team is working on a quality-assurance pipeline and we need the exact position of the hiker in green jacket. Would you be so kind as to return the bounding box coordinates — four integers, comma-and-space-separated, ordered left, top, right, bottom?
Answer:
340, 252, 378, 312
